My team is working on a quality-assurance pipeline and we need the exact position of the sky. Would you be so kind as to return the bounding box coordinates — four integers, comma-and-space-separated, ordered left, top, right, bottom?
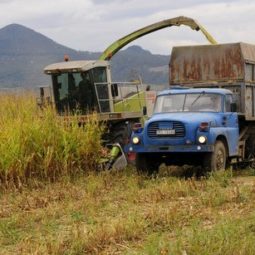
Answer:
1, 0, 255, 54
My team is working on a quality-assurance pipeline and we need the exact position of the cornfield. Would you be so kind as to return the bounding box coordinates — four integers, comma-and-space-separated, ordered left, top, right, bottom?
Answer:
0, 93, 103, 188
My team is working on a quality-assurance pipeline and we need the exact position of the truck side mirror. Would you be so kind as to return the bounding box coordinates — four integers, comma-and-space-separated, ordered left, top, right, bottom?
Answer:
230, 102, 237, 112
111, 83, 118, 97
143, 106, 147, 116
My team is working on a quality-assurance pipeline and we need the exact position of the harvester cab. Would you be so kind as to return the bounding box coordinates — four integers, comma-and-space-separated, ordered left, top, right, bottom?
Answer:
41, 59, 146, 120
43, 60, 114, 114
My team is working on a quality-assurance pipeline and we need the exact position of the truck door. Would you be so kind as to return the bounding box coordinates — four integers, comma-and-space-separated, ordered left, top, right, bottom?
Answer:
223, 94, 239, 156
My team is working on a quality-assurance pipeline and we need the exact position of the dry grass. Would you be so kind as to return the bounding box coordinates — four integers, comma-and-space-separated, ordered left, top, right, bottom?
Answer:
0, 169, 255, 254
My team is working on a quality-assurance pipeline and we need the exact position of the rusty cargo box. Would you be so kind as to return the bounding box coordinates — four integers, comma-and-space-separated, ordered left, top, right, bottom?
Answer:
169, 42, 255, 120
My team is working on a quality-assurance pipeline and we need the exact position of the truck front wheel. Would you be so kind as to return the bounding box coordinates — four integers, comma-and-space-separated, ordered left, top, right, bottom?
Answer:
136, 153, 159, 175
203, 140, 227, 172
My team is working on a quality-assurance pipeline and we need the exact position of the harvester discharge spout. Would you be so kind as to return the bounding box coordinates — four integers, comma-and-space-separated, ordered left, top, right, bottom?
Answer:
99, 16, 217, 61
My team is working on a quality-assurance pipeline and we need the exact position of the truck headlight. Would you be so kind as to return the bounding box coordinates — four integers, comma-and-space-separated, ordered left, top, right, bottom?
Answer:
198, 135, 207, 144
132, 136, 140, 144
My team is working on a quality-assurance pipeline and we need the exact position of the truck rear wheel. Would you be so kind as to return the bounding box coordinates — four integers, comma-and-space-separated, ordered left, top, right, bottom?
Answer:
136, 153, 159, 175
245, 136, 255, 169
203, 140, 227, 172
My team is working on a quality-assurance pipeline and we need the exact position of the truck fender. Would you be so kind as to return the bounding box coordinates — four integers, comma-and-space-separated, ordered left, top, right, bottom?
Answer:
209, 129, 238, 156
215, 135, 229, 156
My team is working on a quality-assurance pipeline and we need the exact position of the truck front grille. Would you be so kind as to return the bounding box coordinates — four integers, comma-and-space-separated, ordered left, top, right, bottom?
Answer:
147, 121, 185, 138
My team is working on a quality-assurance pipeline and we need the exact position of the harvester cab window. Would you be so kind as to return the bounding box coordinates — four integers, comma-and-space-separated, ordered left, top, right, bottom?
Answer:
92, 67, 110, 112
52, 71, 101, 114
52, 73, 82, 113
51, 67, 111, 114
52, 73, 77, 113
78, 71, 97, 113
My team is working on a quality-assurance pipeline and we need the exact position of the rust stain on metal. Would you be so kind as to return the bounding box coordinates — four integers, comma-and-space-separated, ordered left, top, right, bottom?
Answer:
169, 43, 252, 85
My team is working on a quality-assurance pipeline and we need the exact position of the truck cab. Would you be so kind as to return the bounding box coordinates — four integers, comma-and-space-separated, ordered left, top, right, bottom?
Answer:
128, 88, 239, 173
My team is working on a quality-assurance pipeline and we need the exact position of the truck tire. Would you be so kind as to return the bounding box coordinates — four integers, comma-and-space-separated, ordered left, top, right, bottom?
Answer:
203, 140, 227, 172
136, 153, 159, 175
245, 136, 255, 169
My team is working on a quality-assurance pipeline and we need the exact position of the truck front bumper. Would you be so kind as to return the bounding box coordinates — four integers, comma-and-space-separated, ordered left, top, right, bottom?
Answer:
127, 144, 214, 153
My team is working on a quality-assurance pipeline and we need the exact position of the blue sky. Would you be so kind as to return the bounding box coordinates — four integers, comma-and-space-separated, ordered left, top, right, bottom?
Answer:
0, 0, 254, 54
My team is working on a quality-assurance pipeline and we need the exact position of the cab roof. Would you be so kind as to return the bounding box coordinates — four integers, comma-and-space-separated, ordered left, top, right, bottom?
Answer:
44, 60, 109, 74
158, 88, 233, 96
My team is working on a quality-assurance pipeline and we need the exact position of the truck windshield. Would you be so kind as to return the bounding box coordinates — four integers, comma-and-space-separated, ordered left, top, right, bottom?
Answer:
154, 93, 222, 113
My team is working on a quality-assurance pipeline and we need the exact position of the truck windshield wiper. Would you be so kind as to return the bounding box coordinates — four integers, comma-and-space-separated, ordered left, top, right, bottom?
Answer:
190, 91, 205, 106
182, 94, 187, 111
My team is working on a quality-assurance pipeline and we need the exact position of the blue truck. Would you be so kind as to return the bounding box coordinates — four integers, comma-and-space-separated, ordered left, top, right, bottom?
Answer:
127, 43, 255, 173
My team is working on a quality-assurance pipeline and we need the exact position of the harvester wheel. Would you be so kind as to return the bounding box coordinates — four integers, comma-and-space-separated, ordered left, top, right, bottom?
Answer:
111, 122, 133, 147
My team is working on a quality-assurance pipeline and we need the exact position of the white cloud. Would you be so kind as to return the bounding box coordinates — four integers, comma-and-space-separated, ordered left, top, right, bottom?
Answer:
1, 0, 255, 54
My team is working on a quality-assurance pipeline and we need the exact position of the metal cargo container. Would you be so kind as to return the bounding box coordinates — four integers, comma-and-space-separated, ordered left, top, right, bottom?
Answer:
169, 43, 255, 120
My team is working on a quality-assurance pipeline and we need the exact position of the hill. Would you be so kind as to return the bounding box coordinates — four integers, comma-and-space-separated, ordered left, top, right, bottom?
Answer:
0, 24, 170, 88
